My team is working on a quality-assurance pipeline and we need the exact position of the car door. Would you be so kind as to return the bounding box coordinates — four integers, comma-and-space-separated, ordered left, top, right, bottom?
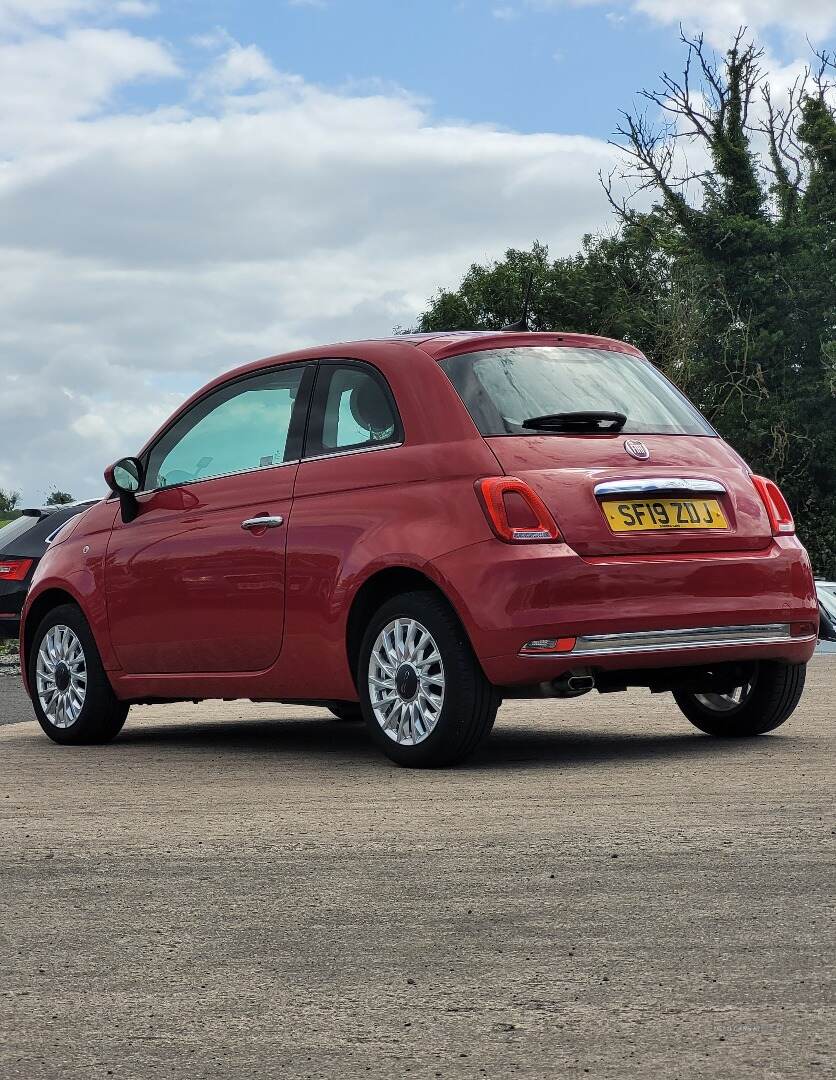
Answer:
279, 359, 407, 693
105, 363, 315, 675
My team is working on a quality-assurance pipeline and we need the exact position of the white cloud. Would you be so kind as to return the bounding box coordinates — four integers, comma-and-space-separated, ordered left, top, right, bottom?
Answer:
0, 23, 629, 503
0, 0, 158, 31
632, 0, 836, 44
0, 28, 178, 138
525, 0, 836, 44
114, 1, 158, 16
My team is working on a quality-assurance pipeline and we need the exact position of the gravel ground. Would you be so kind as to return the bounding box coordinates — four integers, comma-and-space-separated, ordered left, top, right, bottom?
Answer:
0, 657, 833, 1079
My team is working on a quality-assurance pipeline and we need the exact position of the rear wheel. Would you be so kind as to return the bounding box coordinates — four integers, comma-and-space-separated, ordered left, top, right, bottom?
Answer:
28, 604, 128, 745
673, 660, 806, 737
358, 590, 499, 768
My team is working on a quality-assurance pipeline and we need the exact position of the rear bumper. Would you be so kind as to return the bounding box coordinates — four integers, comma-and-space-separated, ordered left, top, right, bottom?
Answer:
431, 536, 818, 686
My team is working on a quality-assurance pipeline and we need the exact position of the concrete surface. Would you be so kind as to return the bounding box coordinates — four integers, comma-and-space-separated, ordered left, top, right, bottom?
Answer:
1, 659, 834, 1080
0, 676, 30, 727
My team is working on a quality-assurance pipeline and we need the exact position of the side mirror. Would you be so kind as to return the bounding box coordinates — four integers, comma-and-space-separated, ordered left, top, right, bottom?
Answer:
104, 457, 143, 523
819, 601, 836, 643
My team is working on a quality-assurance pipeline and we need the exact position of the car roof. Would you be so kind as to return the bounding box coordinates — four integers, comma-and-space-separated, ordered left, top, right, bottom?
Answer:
136, 331, 646, 458
400, 330, 646, 361
195, 330, 644, 394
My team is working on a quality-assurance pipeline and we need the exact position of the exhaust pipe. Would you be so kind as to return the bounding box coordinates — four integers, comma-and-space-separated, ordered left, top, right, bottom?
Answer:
501, 670, 596, 699
545, 671, 596, 698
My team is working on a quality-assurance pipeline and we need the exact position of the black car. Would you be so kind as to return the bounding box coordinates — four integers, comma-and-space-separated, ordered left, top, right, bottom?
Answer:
817, 580, 836, 649
0, 501, 98, 637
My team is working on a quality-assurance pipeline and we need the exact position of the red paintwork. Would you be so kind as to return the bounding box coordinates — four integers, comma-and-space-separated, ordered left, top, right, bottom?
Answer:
486, 434, 772, 556
21, 332, 819, 703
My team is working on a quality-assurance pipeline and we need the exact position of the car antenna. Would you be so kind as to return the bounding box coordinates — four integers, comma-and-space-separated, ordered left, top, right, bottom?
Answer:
501, 270, 534, 332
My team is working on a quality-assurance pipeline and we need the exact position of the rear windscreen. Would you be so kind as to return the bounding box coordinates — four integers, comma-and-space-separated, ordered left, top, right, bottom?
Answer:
439, 346, 714, 437
0, 515, 39, 548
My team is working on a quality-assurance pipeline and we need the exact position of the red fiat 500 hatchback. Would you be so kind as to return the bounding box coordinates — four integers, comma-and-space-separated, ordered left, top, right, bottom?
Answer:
21, 331, 818, 766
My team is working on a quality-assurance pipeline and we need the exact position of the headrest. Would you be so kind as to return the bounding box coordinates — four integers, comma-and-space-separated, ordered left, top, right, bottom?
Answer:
348, 380, 392, 433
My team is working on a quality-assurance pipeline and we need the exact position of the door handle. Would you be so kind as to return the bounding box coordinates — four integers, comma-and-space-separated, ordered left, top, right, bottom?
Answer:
241, 515, 284, 531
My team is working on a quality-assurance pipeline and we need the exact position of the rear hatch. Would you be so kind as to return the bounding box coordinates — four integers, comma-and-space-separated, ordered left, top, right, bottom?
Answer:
485, 433, 771, 556
439, 344, 773, 557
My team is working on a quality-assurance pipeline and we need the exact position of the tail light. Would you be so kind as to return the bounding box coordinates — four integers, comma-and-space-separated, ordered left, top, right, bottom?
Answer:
0, 557, 33, 581
476, 477, 562, 543
752, 475, 795, 535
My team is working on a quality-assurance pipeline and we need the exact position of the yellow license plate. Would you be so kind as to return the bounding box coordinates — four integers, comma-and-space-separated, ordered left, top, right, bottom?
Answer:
602, 497, 728, 532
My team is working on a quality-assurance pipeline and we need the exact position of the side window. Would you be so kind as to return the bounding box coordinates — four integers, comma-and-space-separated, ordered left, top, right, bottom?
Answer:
307, 364, 401, 458
145, 366, 307, 490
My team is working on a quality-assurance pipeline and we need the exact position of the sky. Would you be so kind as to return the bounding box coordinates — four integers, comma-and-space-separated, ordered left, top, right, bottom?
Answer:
1, 0, 835, 504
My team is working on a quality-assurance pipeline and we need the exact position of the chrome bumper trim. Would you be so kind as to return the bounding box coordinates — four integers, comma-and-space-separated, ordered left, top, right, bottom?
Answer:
571, 623, 797, 658
593, 478, 726, 498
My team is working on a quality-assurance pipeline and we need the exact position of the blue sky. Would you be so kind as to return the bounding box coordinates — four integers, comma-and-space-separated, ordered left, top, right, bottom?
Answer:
114, 1, 833, 138
127, 0, 687, 137
1, 0, 835, 502
118, 1, 833, 136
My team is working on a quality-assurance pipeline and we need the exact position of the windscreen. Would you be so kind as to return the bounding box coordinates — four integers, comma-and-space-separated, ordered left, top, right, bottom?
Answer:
439, 346, 714, 436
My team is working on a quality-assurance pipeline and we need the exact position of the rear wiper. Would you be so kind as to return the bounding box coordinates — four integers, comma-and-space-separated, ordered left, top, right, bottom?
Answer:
522, 411, 628, 433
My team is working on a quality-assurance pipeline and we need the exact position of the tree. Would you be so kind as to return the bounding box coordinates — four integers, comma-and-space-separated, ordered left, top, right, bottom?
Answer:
415, 31, 836, 575
0, 489, 20, 515
45, 490, 74, 506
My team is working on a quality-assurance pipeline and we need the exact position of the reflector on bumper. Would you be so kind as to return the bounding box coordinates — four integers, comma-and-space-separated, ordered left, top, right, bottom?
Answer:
519, 623, 808, 658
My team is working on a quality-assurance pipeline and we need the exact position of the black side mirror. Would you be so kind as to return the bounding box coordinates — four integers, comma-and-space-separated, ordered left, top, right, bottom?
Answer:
819, 601, 836, 643
104, 457, 143, 523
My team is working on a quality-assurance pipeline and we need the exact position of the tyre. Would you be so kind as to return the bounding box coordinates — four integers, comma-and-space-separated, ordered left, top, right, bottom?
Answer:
358, 590, 499, 767
327, 702, 363, 722
673, 660, 806, 737
28, 603, 128, 745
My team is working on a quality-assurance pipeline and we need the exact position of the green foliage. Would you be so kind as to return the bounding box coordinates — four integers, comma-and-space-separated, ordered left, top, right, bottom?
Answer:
45, 490, 74, 506
415, 32, 836, 575
0, 489, 20, 515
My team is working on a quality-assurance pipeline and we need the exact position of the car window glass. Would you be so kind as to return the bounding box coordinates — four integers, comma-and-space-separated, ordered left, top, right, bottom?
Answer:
0, 516, 39, 546
439, 347, 714, 437
320, 367, 398, 452
146, 367, 305, 490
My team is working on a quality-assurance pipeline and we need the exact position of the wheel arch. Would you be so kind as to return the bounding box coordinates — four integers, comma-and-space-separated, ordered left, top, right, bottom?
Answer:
22, 588, 83, 683
345, 565, 478, 690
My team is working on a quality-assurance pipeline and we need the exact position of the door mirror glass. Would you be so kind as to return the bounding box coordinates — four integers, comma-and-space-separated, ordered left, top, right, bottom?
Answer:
106, 457, 142, 494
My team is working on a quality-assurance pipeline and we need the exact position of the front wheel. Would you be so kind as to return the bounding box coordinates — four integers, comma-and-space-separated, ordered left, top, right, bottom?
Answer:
673, 660, 806, 737
28, 604, 128, 745
358, 590, 499, 768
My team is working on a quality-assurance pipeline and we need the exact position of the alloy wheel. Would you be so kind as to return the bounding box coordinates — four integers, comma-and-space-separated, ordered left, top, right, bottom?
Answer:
368, 617, 445, 745
693, 679, 754, 713
36, 624, 87, 729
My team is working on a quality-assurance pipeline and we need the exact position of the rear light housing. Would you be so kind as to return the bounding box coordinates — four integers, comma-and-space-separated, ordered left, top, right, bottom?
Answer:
476, 477, 562, 543
0, 557, 33, 582
752, 475, 795, 535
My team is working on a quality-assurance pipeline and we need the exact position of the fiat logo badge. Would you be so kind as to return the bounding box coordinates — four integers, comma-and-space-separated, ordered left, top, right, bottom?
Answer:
624, 440, 650, 461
